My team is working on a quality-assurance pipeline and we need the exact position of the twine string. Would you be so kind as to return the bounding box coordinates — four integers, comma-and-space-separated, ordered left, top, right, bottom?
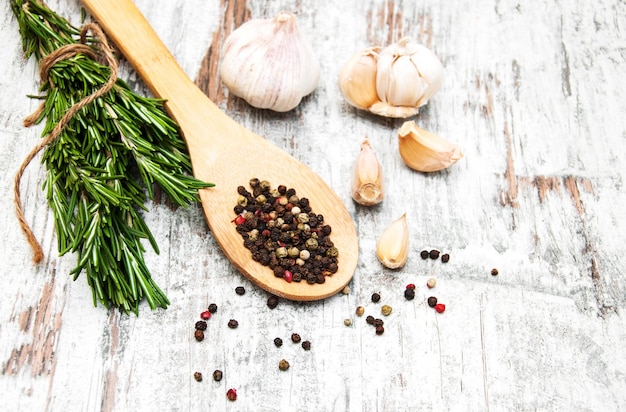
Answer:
14, 23, 118, 263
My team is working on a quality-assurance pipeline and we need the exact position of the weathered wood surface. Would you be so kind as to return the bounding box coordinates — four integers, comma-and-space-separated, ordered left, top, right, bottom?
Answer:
1, 0, 625, 411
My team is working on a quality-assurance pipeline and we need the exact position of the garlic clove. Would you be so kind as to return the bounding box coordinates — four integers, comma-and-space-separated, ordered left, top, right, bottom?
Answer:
398, 120, 463, 172
376, 213, 409, 269
338, 47, 380, 110
220, 12, 320, 112
351, 139, 384, 206
371, 37, 443, 118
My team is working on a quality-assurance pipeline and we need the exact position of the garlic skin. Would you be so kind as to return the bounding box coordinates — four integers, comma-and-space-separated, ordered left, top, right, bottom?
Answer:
351, 139, 384, 206
220, 12, 320, 112
376, 213, 409, 269
338, 37, 443, 118
338, 47, 380, 110
398, 121, 463, 172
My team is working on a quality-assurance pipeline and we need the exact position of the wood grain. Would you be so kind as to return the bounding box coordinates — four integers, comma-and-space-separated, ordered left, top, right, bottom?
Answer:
1, 0, 626, 411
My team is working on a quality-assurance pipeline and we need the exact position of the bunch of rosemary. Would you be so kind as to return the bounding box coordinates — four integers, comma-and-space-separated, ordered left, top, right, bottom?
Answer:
11, 0, 214, 314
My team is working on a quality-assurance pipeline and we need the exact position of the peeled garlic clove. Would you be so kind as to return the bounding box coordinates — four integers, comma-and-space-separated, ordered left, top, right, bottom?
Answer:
220, 12, 320, 112
370, 37, 443, 118
338, 47, 380, 110
398, 120, 463, 172
376, 213, 409, 269
351, 139, 384, 206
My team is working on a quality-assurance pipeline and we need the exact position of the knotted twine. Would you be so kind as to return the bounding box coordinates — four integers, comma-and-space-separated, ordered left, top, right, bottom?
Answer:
14, 23, 118, 264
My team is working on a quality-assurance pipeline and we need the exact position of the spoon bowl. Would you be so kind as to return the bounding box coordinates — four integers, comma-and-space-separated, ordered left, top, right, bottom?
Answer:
81, 0, 358, 300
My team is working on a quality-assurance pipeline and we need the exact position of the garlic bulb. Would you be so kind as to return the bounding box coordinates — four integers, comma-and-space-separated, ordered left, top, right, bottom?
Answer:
398, 121, 463, 172
351, 139, 384, 206
220, 12, 320, 112
376, 213, 409, 269
338, 37, 443, 118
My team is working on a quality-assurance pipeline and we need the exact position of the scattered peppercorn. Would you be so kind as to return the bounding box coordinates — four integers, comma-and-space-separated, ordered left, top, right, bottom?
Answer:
274, 337, 283, 347
373, 318, 384, 328
420, 250, 430, 259
301, 340, 311, 351
356, 306, 365, 316
491, 268, 499, 276
193, 372, 203, 382
228, 319, 239, 329
195, 320, 207, 331
406, 283, 416, 290
427, 296, 438, 307
226, 388, 237, 401
342, 285, 351, 295
404, 288, 416, 300
441, 253, 450, 263
200, 310, 211, 320
208, 303, 218, 313
194, 329, 205, 342
435, 303, 446, 313
429, 249, 440, 259
213, 370, 223, 381
344, 318, 352, 326
291, 333, 301, 343
235, 286, 246, 295
427, 277, 437, 289
279, 359, 290, 371
381, 305, 393, 316
366, 315, 375, 325
375, 325, 385, 335
371, 292, 381, 303
267, 295, 279, 309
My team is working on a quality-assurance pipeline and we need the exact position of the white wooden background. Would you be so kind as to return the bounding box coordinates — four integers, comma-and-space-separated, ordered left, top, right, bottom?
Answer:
2, 0, 626, 411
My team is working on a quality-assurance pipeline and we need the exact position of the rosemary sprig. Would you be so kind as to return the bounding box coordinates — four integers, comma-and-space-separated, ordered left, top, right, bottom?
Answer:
11, 0, 214, 314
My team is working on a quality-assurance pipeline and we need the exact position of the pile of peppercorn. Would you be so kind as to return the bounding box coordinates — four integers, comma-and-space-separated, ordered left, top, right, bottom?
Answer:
233, 178, 339, 284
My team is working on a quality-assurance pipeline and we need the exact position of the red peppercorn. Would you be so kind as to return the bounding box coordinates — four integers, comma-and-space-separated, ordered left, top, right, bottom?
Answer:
284, 270, 293, 283
200, 310, 211, 320
226, 388, 237, 401
406, 283, 416, 290
233, 215, 245, 225
434, 303, 446, 313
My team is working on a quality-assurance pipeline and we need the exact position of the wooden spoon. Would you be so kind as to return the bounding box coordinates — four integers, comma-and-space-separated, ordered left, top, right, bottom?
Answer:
80, 0, 358, 301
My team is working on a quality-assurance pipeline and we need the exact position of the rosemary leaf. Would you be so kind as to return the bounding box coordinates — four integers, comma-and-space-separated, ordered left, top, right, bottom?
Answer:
11, 0, 214, 314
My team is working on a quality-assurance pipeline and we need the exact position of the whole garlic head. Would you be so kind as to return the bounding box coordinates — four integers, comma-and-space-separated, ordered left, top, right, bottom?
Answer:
338, 37, 444, 118
220, 12, 320, 112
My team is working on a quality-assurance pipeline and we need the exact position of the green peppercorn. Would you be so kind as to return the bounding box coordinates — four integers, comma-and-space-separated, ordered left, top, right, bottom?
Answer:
326, 247, 339, 257
305, 238, 318, 250
249, 178, 260, 187
237, 195, 248, 207
381, 305, 392, 316
344, 318, 353, 326
279, 359, 290, 371
256, 194, 267, 204
260, 180, 271, 190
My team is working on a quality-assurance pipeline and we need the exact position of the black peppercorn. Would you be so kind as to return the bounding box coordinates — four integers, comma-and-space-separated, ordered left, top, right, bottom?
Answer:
429, 249, 440, 259
213, 369, 223, 381
427, 296, 438, 307
301, 340, 311, 351
491, 268, 499, 276
373, 318, 384, 328
420, 250, 430, 259
371, 292, 381, 303
404, 288, 416, 300
195, 320, 207, 331
194, 329, 205, 341
274, 337, 283, 347
267, 295, 279, 309
194, 372, 203, 382
235, 286, 246, 295
375, 325, 385, 335
208, 303, 218, 313
291, 333, 301, 343
441, 253, 450, 263
228, 319, 239, 329
366, 315, 375, 325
